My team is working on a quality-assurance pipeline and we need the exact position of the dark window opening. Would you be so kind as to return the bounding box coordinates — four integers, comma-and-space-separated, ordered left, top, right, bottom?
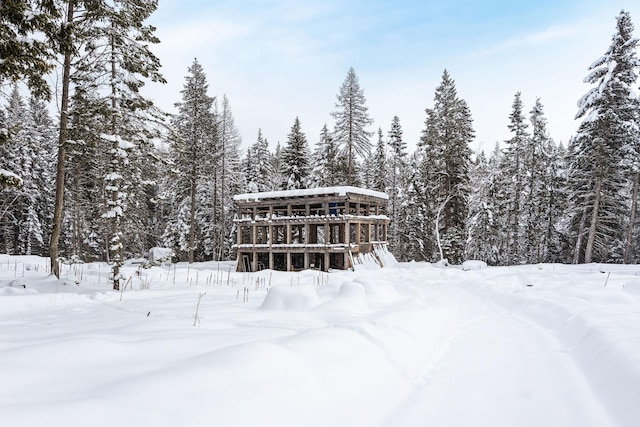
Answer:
329, 253, 344, 269
273, 253, 286, 271
241, 226, 251, 244
257, 252, 269, 271
310, 253, 325, 271
291, 253, 304, 271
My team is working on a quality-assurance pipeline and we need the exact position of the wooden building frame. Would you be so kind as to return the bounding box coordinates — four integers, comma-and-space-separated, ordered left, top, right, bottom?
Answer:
233, 186, 390, 272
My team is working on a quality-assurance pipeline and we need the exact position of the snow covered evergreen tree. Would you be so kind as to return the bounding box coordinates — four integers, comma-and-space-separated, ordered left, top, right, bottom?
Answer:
0, 86, 55, 256
47, 0, 164, 279
164, 59, 214, 264
311, 124, 340, 187
0, 0, 57, 100
498, 92, 529, 264
243, 129, 273, 192
371, 128, 387, 192
282, 117, 311, 190
213, 95, 242, 259
567, 10, 639, 263
522, 98, 555, 263
466, 150, 501, 264
386, 116, 409, 255
331, 67, 373, 185
419, 70, 474, 264
396, 151, 432, 261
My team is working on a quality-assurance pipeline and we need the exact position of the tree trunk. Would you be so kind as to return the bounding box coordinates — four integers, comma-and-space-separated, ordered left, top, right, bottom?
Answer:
623, 171, 639, 264
435, 195, 452, 262
212, 161, 218, 260
220, 119, 226, 261
572, 207, 587, 264
188, 177, 196, 263
110, 32, 121, 290
584, 176, 603, 263
49, 1, 74, 278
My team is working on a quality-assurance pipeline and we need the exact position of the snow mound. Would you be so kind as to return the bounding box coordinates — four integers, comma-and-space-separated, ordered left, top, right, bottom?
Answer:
623, 280, 640, 295
462, 260, 488, 271
260, 285, 319, 310
318, 281, 368, 312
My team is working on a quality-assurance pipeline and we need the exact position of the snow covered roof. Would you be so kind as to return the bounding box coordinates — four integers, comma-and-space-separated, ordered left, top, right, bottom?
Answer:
234, 186, 389, 202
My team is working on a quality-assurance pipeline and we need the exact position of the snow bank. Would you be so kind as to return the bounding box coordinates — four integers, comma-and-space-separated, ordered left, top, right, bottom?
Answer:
261, 285, 319, 310
1, 256, 639, 427
461, 260, 487, 271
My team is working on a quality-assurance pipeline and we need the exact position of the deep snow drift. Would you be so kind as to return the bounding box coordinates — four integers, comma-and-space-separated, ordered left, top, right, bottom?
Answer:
1, 255, 639, 426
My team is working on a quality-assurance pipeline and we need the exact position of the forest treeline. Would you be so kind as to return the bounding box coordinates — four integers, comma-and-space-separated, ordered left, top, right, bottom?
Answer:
1, 3, 639, 289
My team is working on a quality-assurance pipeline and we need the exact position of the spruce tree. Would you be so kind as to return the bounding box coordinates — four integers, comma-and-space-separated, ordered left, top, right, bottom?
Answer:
568, 10, 638, 263
311, 124, 340, 187
466, 151, 501, 264
331, 67, 373, 185
523, 98, 553, 262
282, 117, 311, 190
165, 58, 214, 264
371, 128, 387, 192
215, 95, 242, 259
499, 92, 529, 264
386, 116, 408, 254
243, 129, 272, 192
419, 70, 474, 264
0, 0, 57, 100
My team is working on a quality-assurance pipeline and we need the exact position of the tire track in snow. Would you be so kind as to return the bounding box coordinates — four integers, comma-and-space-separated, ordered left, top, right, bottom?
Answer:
381, 283, 615, 427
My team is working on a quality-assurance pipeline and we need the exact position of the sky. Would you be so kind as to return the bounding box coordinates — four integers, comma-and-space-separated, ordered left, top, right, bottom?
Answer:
144, 0, 638, 154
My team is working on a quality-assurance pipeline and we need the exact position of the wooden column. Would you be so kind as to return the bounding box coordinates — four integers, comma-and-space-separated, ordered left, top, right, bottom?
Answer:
251, 252, 258, 272
344, 221, 350, 246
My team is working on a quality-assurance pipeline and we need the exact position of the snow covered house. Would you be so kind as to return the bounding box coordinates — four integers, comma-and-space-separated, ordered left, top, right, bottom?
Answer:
233, 186, 390, 272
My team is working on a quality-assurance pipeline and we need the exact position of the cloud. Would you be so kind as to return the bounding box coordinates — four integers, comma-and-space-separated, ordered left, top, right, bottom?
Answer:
470, 24, 584, 57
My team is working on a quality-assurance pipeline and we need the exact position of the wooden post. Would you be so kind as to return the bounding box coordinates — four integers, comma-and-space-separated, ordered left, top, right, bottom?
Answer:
252, 252, 258, 272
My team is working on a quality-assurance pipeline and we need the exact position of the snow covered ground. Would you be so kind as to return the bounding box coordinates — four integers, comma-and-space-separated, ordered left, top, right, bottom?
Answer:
1, 255, 639, 427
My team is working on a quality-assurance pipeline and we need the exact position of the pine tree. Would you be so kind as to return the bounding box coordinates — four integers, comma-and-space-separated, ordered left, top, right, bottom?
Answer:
568, 10, 638, 263
386, 116, 408, 254
244, 129, 272, 192
166, 58, 214, 264
0, 86, 56, 255
215, 95, 242, 259
282, 117, 311, 190
331, 67, 373, 185
498, 92, 529, 264
419, 70, 474, 264
466, 151, 501, 264
311, 124, 340, 187
522, 98, 553, 263
0, 0, 57, 100
397, 151, 433, 261
371, 128, 387, 192
100, 0, 165, 287
0, 86, 30, 253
